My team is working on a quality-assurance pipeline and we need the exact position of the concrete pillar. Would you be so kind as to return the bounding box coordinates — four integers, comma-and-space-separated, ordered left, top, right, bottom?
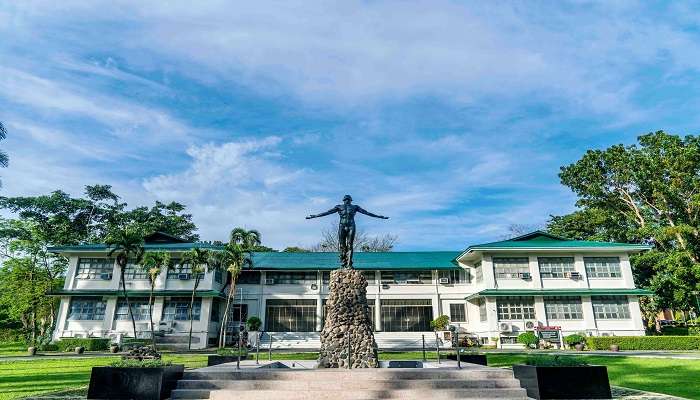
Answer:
315, 294, 323, 332
104, 297, 118, 332
482, 255, 496, 288
534, 296, 547, 327
529, 256, 542, 289
628, 296, 645, 333
575, 255, 589, 288
65, 257, 79, 290
582, 296, 598, 333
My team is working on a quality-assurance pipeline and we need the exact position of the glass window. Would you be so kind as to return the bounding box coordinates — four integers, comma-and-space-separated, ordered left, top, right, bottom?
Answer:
538, 257, 575, 278
265, 299, 316, 332
585, 257, 622, 278
478, 299, 487, 322
380, 299, 433, 332
238, 271, 261, 284
450, 303, 467, 322
322, 270, 376, 284
162, 298, 201, 321
115, 298, 151, 320
266, 271, 317, 284
438, 269, 470, 284
76, 258, 114, 279
593, 296, 630, 319
545, 296, 583, 320
475, 262, 483, 283
380, 270, 432, 284
167, 260, 205, 280
493, 257, 530, 279
211, 299, 220, 322
123, 261, 148, 280
500, 336, 518, 344
68, 297, 106, 320
497, 297, 535, 320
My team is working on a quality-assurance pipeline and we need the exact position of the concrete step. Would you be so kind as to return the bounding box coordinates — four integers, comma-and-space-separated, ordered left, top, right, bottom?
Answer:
205, 389, 529, 400
171, 389, 211, 399
181, 368, 515, 381
177, 378, 522, 390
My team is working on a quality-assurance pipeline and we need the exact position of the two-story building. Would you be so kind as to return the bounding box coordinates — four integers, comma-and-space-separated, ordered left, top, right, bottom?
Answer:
49, 231, 650, 349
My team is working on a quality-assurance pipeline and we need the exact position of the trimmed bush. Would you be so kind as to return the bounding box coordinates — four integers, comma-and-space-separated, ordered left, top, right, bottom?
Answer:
430, 315, 450, 331
564, 334, 586, 346
586, 336, 700, 350
246, 316, 262, 331
39, 343, 59, 351
57, 338, 110, 352
690, 326, 700, 336
517, 332, 539, 348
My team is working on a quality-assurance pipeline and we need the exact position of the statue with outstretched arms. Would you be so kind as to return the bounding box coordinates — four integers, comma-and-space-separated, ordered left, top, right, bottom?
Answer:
306, 195, 388, 268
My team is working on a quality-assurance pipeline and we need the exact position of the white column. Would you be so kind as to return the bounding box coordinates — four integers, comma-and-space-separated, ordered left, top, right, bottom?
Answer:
54, 297, 71, 339
375, 273, 382, 331
575, 255, 589, 288
103, 297, 118, 332
529, 256, 542, 289
582, 296, 598, 333
315, 295, 323, 332
534, 296, 547, 327
619, 254, 635, 288
628, 296, 645, 334
482, 255, 496, 288
259, 296, 267, 331
65, 257, 79, 290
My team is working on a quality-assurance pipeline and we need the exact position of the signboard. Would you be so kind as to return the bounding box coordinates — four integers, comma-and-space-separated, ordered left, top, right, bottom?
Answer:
536, 326, 561, 342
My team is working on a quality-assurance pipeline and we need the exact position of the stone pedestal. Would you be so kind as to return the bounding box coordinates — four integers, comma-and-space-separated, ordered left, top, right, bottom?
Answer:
317, 269, 379, 368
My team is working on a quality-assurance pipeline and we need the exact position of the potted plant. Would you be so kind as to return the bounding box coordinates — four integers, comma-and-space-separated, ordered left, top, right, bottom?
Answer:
87, 346, 184, 400
512, 355, 611, 399
246, 316, 262, 349
517, 332, 539, 349
564, 334, 586, 351
207, 347, 249, 366
430, 315, 451, 345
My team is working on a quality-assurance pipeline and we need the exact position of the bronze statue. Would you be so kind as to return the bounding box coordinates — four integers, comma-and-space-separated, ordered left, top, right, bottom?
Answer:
306, 195, 388, 268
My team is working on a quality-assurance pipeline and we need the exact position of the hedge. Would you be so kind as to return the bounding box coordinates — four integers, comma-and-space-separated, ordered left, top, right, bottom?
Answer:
659, 326, 700, 336
586, 336, 700, 350
57, 338, 111, 351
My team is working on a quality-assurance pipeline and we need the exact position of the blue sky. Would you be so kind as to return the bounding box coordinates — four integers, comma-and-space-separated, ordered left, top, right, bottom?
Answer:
2, 1, 700, 250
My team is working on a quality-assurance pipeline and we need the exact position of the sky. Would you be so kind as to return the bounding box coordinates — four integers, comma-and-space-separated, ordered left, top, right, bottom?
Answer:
2, 1, 700, 250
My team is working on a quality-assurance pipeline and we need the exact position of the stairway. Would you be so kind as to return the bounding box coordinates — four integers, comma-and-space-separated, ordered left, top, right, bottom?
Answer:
171, 365, 530, 400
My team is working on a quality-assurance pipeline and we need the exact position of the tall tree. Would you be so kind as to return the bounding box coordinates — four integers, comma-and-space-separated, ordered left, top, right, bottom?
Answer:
218, 243, 252, 347
139, 251, 171, 349
106, 227, 145, 339
181, 248, 209, 350
229, 228, 261, 249
549, 131, 700, 314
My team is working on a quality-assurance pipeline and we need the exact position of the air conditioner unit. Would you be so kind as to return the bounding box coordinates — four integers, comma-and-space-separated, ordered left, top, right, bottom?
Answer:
525, 321, 536, 330
178, 273, 190, 280
519, 272, 532, 280
406, 279, 421, 284
569, 272, 581, 280
499, 322, 512, 332
438, 277, 450, 284
100, 273, 113, 280
396, 280, 408, 284
310, 283, 318, 290
264, 278, 275, 285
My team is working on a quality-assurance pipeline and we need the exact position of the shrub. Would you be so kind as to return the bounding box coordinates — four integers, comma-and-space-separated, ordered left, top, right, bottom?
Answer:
689, 326, 700, 336
525, 355, 589, 367
430, 315, 450, 331
216, 347, 248, 356
660, 326, 689, 336
0, 328, 25, 342
586, 336, 700, 350
110, 359, 172, 368
517, 332, 539, 348
564, 334, 586, 346
57, 338, 110, 352
39, 343, 59, 351
246, 316, 262, 331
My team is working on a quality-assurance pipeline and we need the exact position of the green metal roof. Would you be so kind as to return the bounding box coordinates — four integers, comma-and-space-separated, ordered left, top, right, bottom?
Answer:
49, 289, 225, 298
465, 288, 653, 300
249, 252, 461, 270
47, 242, 221, 252
456, 231, 650, 261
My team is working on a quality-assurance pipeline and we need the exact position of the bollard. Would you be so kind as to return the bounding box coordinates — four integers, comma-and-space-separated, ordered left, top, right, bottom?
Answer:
268, 334, 273, 361
256, 332, 260, 365
236, 333, 241, 370
455, 331, 461, 369
347, 331, 352, 369
435, 332, 441, 364
422, 334, 426, 361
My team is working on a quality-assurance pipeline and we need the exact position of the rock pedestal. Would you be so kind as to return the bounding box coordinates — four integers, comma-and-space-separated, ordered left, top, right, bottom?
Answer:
317, 269, 379, 368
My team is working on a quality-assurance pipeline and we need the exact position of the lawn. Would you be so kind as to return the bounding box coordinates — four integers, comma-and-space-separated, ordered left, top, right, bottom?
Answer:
1, 352, 699, 399
0, 342, 27, 357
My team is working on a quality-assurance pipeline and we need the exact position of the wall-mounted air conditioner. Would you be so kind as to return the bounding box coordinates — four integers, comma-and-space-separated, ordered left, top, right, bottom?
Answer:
525, 321, 536, 330
437, 277, 450, 284
310, 283, 318, 290
499, 322, 512, 332
569, 272, 581, 280
406, 279, 421, 284
264, 278, 275, 285
100, 273, 113, 280
396, 280, 408, 284
519, 272, 532, 280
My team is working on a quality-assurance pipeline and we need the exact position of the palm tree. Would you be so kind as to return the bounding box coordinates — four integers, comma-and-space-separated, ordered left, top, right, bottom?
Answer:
0, 122, 9, 185
139, 251, 171, 350
217, 243, 253, 347
181, 247, 210, 350
229, 227, 261, 249
106, 227, 145, 339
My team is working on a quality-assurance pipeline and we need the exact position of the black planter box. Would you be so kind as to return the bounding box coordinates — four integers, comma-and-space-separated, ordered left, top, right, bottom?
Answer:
445, 353, 487, 365
513, 364, 612, 399
87, 365, 184, 400
207, 354, 249, 366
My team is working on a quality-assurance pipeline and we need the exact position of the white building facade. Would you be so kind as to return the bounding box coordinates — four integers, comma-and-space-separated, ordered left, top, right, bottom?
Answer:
50, 231, 650, 349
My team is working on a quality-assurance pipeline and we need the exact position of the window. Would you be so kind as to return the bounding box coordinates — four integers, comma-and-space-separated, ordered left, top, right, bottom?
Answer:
68, 297, 106, 320
115, 298, 151, 320
593, 296, 630, 319
380, 299, 433, 332
538, 257, 575, 278
450, 303, 467, 322
322, 271, 376, 285
478, 299, 487, 322
266, 271, 317, 284
493, 257, 530, 279
238, 271, 261, 284
438, 269, 471, 284
211, 299, 220, 322
162, 298, 201, 321
225, 304, 249, 332
380, 270, 432, 284
214, 269, 222, 283
585, 257, 622, 278
497, 297, 535, 320
76, 258, 114, 279
475, 262, 483, 283
545, 296, 583, 320
500, 336, 518, 344
167, 261, 204, 280
123, 262, 148, 280
265, 299, 316, 332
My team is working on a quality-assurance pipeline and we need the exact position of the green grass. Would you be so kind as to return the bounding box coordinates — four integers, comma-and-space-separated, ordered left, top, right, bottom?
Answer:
0, 342, 27, 357
0, 354, 206, 400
